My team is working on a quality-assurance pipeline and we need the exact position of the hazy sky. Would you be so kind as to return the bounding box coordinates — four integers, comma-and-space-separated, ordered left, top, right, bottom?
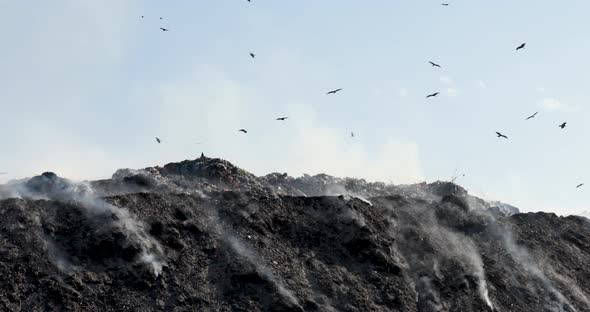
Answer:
1, 0, 590, 215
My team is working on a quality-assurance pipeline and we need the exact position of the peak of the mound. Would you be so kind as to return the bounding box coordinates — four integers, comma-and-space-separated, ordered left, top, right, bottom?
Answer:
111, 156, 261, 189
157, 156, 257, 184
1, 156, 518, 217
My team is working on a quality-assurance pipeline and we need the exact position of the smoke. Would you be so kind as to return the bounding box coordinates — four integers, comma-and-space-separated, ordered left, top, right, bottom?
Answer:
414, 276, 444, 311
322, 184, 371, 226
205, 207, 300, 307
387, 200, 494, 310
546, 265, 590, 309
433, 225, 494, 310
0, 173, 164, 276
497, 225, 575, 312
225, 235, 300, 306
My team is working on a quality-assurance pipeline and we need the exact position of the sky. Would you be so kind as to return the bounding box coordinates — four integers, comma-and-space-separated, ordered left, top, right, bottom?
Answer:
1, 0, 590, 216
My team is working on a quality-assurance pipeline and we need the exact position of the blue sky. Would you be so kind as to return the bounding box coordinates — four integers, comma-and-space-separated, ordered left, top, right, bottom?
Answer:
1, 0, 590, 215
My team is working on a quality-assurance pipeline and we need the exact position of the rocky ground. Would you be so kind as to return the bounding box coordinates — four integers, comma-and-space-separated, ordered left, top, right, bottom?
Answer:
0, 156, 589, 311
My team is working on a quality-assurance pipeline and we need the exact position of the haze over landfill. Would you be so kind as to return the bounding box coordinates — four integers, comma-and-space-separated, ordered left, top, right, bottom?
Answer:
2, 0, 590, 217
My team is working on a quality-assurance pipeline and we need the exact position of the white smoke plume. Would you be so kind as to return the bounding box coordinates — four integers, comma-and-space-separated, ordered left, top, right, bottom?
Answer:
499, 227, 575, 311
387, 201, 494, 310
432, 225, 494, 310
0, 174, 164, 276
205, 208, 301, 307
225, 235, 300, 306
546, 265, 590, 309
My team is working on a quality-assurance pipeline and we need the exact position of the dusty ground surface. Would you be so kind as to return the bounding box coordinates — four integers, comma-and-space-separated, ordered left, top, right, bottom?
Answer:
1, 156, 589, 311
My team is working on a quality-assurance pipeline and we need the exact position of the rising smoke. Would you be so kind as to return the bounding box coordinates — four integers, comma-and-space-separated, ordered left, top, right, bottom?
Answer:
0, 173, 164, 276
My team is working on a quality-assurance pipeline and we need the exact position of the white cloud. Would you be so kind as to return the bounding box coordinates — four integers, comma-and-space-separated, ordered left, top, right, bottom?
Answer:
0, 125, 124, 182
478, 81, 487, 89
446, 87, 461, 96
540, 98, 581, 112
440, 76, 454, 85
0, 0, 140, 183
146, 64, 424, 184
284, 106, 423, 183
371, 87, 384, 97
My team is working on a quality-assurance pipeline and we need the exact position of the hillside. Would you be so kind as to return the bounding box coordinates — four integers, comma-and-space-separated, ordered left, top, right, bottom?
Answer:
0, 156, 589, 312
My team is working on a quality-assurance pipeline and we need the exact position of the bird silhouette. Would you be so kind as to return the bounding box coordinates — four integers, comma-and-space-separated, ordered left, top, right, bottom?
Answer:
160, 27, 169, 32
496, 132, 508, 139
516, 43, 526, 51
559, 122, 567, 129
426, 92, 440, 98
442, 3, 449, 6
351, 132, 355, 138
156, 137, 161, 144
276, 117, 288, 121
327, 88, 342, 95
576, 183, 584, 188
159, 17, 163, 20
249, 53, 255, 59
141, 16, 144, 18
526, 112, 538, 120
238, 129, 248, 133
429, 61, 441, 68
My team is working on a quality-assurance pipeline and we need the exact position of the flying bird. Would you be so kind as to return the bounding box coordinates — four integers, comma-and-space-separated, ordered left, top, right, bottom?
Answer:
238, 129, 248, 133
159, 17, 163, 20
576, 183, 584, 189
429, 61, 441, 68
249, 53, 255, 59
426, 92, 440, 98
327, 88, 342, 95
156, 137, 161, 144
351, 132, 355, 138
160, 27, 169, 32
559, 122, 567, 129
526, 112, 538, 120
276, 117, 288, 121
516, 43, 526, 51
141, 16, 144, 18
496, 132, 508, 139
442, 3, 449, 6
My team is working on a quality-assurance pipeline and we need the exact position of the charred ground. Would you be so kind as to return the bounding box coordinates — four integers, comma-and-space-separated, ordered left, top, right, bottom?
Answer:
0, 156, 589, 311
